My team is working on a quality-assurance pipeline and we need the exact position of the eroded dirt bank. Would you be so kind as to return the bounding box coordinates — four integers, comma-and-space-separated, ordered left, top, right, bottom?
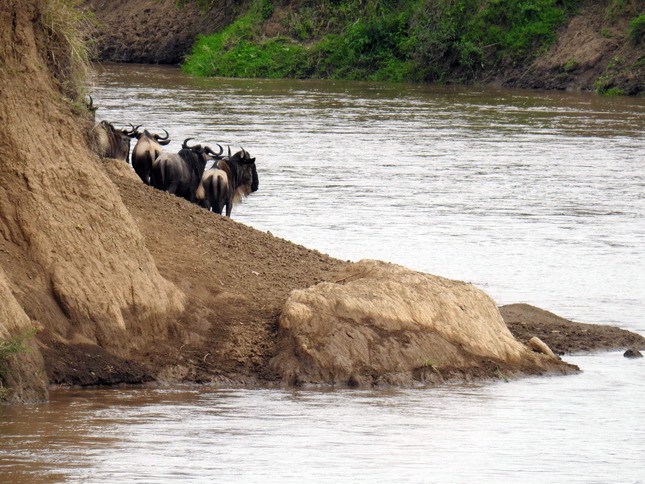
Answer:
84, 0, 245, 64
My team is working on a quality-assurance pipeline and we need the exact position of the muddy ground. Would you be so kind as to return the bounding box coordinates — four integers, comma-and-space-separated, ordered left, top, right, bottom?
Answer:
39, 159, 348, 386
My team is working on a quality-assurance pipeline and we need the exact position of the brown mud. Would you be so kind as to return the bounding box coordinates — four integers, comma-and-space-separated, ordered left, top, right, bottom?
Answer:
84, 0, 244, 64
40, 161, 645, 389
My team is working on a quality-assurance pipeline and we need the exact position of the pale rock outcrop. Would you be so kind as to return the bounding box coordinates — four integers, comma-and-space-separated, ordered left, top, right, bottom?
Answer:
271, 260, 575, 386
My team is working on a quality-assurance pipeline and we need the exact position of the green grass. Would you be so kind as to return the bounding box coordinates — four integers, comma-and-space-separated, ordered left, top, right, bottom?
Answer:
629, 13, 645, 44
183, 0, 582, 83
0, 328, 38, 401
39, 0, 94, 101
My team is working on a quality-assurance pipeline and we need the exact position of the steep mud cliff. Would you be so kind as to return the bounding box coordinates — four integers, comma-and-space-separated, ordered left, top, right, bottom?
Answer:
0, 0, 183, 401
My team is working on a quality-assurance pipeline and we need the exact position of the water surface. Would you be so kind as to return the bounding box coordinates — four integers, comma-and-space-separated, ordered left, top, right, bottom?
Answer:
1, 353, 643, 483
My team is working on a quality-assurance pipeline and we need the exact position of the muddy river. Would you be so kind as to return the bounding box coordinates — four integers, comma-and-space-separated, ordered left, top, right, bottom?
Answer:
1, 64, 643, 482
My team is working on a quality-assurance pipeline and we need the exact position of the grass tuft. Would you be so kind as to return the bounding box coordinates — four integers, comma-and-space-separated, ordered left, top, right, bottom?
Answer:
0, 328, 39, 401
39, 0, 95, 102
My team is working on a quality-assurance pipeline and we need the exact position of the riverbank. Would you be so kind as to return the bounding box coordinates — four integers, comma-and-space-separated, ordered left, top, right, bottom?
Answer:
37, 158, 645, 390
2, 0, 644, 404
84, 0, 644, 95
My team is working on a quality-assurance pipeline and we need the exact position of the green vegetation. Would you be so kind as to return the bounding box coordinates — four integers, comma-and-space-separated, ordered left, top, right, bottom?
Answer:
0, 329, 38, 401
493, 367, 510, 382
183, 0, 582, 83
629, 13, 645, 44
563, 58, 578, 72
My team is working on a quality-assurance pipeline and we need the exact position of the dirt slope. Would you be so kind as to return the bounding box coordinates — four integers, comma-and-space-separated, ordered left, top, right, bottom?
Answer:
96, 160, 347, 385
0, 0, 183, 402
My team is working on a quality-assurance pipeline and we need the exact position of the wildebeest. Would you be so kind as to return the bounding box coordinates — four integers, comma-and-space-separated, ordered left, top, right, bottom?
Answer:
90, 121, 140, 162
85, 95, 98, 122
131, 129, 171, 185
152, 138, 223, 202
196, 148, 258, 217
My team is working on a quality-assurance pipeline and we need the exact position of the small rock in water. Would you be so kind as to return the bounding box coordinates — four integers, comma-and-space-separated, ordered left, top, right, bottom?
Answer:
528, 336, 557, 359
623, 349, 643, 359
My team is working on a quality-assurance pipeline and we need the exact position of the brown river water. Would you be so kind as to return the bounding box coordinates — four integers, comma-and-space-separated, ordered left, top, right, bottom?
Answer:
1, 64, 643, 482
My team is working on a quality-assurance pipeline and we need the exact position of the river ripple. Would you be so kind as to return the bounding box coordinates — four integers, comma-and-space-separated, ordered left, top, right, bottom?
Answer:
1, 353, 644, 483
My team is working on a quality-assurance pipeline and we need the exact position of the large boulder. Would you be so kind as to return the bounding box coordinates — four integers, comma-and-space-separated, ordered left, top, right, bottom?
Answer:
271, 260, 577, 386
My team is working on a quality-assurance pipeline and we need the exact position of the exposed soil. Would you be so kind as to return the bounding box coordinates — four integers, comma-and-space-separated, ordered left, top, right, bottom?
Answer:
502, 303, 645, 355
84, 0, 247, 64
497, 3, 645, 95
37, 160, 644, 389
57, 159, 348, 387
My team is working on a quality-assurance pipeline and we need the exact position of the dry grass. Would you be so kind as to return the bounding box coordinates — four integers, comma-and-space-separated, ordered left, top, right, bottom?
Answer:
39, 0, 95, 101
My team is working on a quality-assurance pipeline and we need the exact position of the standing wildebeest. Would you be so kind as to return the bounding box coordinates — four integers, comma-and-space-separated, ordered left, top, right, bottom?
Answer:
91, 121, 140, 162
196, 148, 258, 217
131, 129, 171, 185
152, 138, 223, 202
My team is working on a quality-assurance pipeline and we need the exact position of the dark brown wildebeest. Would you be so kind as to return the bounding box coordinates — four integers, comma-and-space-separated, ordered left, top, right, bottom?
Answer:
85, 95, 98, 122
131, 129, 171, 185
196, 148, 258, 217
91, 121, 140, 162
152, 138, 223, 203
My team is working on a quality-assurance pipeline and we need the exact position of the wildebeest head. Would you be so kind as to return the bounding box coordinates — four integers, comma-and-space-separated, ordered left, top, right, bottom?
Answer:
228, 148, 259, 194
91, 121, 140, 161
181, 138, 224, 165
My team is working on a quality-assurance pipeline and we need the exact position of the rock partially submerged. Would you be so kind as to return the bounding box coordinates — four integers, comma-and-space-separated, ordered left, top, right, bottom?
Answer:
271, 260, 577, 386
624, 349, 643, 359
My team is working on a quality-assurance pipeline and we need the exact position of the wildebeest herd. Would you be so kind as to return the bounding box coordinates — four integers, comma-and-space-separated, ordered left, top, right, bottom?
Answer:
91, 120, 258, 217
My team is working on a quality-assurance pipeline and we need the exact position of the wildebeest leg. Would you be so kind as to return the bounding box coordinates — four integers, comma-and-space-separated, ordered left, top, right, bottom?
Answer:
167, 181, 181, 196
141, 151, 154, 185
213, 200, 224, 215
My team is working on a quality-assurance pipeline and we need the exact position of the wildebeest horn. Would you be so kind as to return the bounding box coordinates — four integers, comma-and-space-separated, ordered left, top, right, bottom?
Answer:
183, 138, 201, 150
124, 124, 141, 136
204, 144, 223, 157
156, 129, 170, 141
227, 146, 231, 157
